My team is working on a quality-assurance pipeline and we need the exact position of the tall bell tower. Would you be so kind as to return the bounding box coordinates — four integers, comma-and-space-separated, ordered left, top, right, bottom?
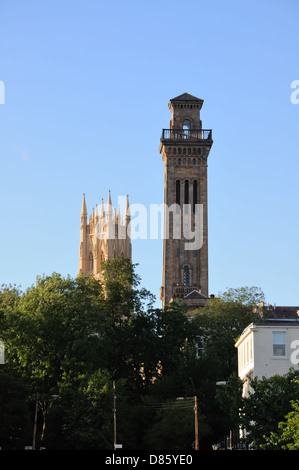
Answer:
159, 93, 213, 310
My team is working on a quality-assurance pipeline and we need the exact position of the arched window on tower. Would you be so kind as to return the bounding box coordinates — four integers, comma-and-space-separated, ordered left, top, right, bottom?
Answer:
193, 180, 198, 213
184, 266, 189, 286
176, 180, 180, 205
183, 119, 191, 139
89, 253, 93, 271
184, 180, 189, 205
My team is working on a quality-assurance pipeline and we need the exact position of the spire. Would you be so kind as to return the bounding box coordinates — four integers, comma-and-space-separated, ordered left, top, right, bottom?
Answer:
99, 198, 105, 219
81, 193, 87, 216
106, 190, 113, 218
125, 194, 130, 219
95, 204, 99, 222
107, 190, 112, 205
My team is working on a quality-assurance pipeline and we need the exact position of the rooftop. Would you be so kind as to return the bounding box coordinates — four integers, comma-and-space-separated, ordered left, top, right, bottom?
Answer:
170, 93, 203, 102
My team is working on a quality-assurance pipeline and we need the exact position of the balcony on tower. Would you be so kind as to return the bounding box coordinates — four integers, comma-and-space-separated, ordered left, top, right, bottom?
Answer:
161, 128, 212, 141
172, 285, 208, 309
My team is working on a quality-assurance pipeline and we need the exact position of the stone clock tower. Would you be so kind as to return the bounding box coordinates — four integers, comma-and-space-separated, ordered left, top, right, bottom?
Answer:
159, 93, 213, 310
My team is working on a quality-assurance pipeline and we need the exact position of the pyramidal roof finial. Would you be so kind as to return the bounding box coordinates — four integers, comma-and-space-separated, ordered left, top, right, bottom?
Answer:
106, 190, 113, 215
125, 194, 130, 218
81, 193, 87, 216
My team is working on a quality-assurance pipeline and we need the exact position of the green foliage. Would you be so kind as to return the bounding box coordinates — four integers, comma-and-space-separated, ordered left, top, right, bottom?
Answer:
0, 367, 31, 449
218, 286, 265, 306
56, 369, 113, 449
1, 274, 281, 450
144, 399, 210, 450
191, 296, 260, 378
240, 370, 299, 449
263, 400, 299, 450
216, 373, 243, 427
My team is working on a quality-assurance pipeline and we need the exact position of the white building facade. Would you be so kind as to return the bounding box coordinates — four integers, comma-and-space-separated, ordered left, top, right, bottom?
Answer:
235, 319, 299, 397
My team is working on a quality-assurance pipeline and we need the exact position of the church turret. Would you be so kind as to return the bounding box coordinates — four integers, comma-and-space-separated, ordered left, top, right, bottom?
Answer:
81, 193, 87, 221
95, 204, 99, 224
78, 191, 132, 277
106, 190, 113, 219
125, 195, 130, 224
99, 198, 105, 219
79, 194, 88, 275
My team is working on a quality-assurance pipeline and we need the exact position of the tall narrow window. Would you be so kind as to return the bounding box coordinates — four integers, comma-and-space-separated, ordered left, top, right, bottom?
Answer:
183, 119, 191, 139
193, 180, 198, 213
184, 266, 189, 286
176, 180, 180, 205
184, 180, 189, 204
89, 253, 93, 271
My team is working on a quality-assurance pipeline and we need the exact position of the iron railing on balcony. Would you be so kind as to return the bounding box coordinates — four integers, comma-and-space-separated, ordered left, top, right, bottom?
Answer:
161, 128, 212, 141
173, 286, 199, 297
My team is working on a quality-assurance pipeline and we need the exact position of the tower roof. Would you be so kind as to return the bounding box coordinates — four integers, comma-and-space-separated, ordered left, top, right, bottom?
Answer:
170, 93, 203, 102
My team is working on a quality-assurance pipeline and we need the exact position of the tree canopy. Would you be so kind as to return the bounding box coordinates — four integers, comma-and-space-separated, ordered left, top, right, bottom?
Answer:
1, 263, 297, 450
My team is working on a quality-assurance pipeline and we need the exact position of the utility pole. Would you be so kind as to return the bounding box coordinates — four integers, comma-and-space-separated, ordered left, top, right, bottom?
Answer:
32, 393, 39, 450
113, 381, 117, 450
194, 396, 199, 450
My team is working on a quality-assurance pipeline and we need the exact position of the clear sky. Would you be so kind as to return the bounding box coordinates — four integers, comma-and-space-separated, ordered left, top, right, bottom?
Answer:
0, 0, 298, 307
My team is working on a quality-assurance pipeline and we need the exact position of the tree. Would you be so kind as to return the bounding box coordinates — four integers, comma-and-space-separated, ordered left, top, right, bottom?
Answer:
99, 257, 155, 380
51, 369, 113, 450
240, 369, 299, 449
263, 399, 299, 450
1, 259, 158, 448
144, 398, 210, 450
218, 286, 265, 307
191, 295, 261, 379
2, 272, 107, 447
0, 367, 32, 449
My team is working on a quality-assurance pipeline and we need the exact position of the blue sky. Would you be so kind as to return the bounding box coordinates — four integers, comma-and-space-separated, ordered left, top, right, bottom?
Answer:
0, 0, 298, 307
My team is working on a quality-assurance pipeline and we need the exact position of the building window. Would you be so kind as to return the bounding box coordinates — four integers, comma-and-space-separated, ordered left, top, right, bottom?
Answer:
183, 266, 189, 286
176, 180, 180, 205
89, 253, 93, 271
193, 180, 198, 213
273, 332, 286, 357
183, 119, 191, 139
184, 180, 189, 204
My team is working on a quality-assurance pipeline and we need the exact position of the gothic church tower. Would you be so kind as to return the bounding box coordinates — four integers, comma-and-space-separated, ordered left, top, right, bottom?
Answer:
159, 93, 213, 310
78, 191, 132, 277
